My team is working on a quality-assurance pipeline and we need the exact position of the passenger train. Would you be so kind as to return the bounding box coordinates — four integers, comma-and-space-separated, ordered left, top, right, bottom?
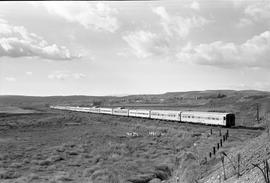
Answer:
50, 106, 235, 127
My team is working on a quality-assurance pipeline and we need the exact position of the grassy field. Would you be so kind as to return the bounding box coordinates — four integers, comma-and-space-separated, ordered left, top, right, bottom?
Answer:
0, 90, 269, 183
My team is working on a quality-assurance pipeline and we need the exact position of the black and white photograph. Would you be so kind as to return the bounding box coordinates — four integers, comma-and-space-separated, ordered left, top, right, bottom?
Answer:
0, 0, 270, 182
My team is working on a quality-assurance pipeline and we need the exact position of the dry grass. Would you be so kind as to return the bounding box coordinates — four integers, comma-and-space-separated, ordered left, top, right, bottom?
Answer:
0, 91, 267, 182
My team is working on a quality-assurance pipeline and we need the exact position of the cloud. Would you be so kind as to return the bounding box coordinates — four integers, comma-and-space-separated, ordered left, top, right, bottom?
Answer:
237, 18, 253, 27
5, 77, 16, 82
48, 71, 86, 80
190, 1, 200, 10
35, 2, 119, 32
152, 6, 210, 38
0, 18, 79, 60
123, 6, 210, 59
176, 31, 270, 68
244, 1, 270, 21
237, 1, 270, 27
26, 71, 33, 76
227, 82, 270, 91
72, 73, 86, 79
122, 30, 170, 59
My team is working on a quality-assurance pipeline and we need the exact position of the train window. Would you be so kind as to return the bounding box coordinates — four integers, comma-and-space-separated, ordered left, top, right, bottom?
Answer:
223, 117, 226, 120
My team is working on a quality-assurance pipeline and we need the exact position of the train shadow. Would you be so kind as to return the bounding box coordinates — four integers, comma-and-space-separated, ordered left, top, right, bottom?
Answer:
231, 125, 265, 131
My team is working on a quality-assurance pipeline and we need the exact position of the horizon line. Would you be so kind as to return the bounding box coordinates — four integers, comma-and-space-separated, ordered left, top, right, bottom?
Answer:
0, 89, 269, 97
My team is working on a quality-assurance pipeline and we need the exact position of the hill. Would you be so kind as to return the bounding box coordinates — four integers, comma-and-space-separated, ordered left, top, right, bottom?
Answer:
1, 90, 270, 127
0, 90, 270, 183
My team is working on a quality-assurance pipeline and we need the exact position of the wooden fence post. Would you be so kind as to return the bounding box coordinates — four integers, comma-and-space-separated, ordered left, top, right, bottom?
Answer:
221, 155, 226, 180
237, 153, 241, 178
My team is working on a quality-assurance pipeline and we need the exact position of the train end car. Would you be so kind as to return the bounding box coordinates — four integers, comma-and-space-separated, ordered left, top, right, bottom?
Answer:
181, 111, 235, 127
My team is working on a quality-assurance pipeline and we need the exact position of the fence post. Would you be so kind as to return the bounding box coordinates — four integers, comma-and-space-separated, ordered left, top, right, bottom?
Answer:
237, 153, 241, 178
210, 129, 213, 135
220, 139, 223, 147
217, 143, 219, 150
209, 152, 212, 158
219, 129, 222, 136
221, 155, 226, 180
265, 159, 270, 182
213, 147, 216, 155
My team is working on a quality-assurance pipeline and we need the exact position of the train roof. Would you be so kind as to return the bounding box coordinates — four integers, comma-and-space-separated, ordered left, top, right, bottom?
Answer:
181, 111, 233, 116
151, 109, 181, 113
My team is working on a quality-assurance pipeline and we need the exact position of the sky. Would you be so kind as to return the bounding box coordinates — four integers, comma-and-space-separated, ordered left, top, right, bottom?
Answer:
0, 0, 270, 96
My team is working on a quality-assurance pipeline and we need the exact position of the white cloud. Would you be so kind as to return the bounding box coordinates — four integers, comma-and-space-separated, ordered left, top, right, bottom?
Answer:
72, 73, 86, 79
226, 82, 270, 91
35, 2, 119, 32
122, 30, 170, 59
244, 1, 270, 21
237, 1, 270, 27
0, 18, 79, 60
123, 7, 210, 59
5, 77, 16, 82
190, 1, 200, 10
48, 71, 86, 80
48, 71, 69, 80
152, 6, 210, 38
177, 31, 270, 68
26, 71, 33, 76
237, 18, 253, 27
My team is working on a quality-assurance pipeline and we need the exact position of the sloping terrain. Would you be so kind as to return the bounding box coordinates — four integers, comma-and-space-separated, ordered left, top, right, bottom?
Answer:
1, 90, 270, 127
0, 90, 270, 183
200, 132, 270, 183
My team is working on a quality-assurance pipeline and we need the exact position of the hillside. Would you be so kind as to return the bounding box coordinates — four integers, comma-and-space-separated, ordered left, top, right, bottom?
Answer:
200, 131, 270, 183
0, 90, 270, 183
1, 90, 270, 127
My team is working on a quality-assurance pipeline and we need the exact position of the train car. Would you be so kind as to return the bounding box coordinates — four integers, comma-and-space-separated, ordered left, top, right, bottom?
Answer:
88, 107, 100, 113
99, 108, 113, 115
136, 109, 151, 118
77, 107, 91, 112
128, 109, 150, 118
70, 106, 81, 112
113, 108, 129, 116
180, 111, 235, 127
65, 106, 74, 111
150, 110, 181, 121
128, 109, 137, 117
